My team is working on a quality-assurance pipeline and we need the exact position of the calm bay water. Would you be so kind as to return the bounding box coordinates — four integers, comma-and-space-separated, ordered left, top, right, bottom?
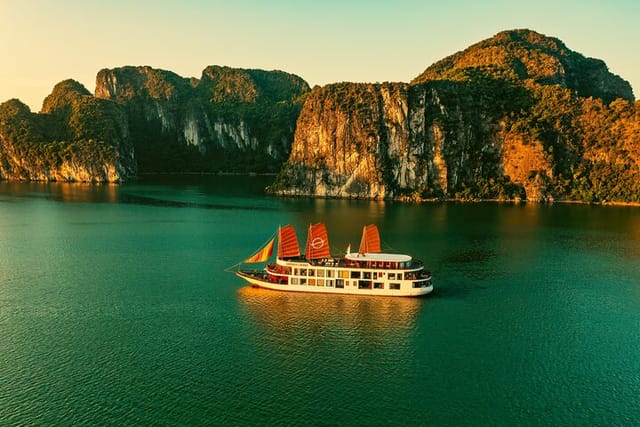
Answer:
1, 176, 639, 425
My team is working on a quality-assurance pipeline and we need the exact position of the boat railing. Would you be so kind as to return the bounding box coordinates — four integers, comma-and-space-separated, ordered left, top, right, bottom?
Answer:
409, 259, 424, 270
282, 257, 425, 271
266, 263, 292, 275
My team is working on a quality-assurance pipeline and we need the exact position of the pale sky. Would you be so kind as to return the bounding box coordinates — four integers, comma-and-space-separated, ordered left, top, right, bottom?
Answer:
1, 0, 638, 112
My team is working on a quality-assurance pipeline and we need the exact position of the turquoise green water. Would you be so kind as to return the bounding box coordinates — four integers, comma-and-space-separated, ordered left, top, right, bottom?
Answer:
1, 176, 639, 425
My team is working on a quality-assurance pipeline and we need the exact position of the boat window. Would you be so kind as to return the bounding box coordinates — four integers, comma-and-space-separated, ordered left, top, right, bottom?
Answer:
350, 271, 361, 279
308, 269, 315, 276
326, 279, 334, 287
291, 277, 298, 285
300, 278, 307, 285
309, 278, 316, 286
412, 282, 426, 288
373, 282, 384, 289
300, 269, 307, 276
317, 279, 324, 286
335, 279, 344, 289
389, 283, 401, 290
293, 268, 298, 276
326, 270, 334, 278
363, 272, 371, 279
317, 269, 325, 277
358, 280, 371, 289
388, 273, 396, 280
338, 270, 349, 279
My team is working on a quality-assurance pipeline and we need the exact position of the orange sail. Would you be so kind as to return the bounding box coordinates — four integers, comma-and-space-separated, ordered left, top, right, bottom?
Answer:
359, 224, 381, 253
305, 223, 331, 260
277, 225, 300, 259
244, 238, 275, 263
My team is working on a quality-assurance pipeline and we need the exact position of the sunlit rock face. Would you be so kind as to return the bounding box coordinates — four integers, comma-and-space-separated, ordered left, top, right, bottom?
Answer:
271, 82, 506, 200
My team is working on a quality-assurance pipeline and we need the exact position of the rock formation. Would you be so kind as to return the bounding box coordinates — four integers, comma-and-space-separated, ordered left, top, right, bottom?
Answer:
94, 65, 309, 173
0, 81, 135, 182
271, 29, 640, 203
0, 65, 309, 181
2, 29, 639, 203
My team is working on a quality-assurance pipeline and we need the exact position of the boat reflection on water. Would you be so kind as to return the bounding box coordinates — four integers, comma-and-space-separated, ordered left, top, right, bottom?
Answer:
237, 286, 424, 347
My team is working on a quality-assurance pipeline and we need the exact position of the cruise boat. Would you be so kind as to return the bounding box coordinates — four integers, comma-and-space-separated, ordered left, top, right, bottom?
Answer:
234, 223, 433, 297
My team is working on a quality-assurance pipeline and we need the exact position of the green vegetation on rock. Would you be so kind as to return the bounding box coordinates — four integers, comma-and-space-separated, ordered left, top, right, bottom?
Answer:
0, 82, 135, 182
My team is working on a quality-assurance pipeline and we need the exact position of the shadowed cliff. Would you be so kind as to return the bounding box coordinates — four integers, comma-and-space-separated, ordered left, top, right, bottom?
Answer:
94, 65, 309, 173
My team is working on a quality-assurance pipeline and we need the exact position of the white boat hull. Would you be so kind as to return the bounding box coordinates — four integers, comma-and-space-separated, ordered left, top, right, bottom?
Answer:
236, 271, 433, 297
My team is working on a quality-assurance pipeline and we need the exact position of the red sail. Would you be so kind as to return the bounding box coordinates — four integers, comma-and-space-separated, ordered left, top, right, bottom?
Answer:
277, 225, 300, 259
305, 223, 331, 260
359, 224, 381, 253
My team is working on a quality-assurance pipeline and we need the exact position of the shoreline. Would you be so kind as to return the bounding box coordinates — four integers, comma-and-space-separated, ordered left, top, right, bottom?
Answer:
2, 175, 639, 207
268, 190, 640, 207
138, 172, 278, 177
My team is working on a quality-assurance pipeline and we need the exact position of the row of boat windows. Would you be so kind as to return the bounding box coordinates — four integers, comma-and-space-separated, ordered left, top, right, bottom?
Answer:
285, 278, 429, 290
343, 260, 413, 269
289, 278, 404, 290
289, 268, 412, 280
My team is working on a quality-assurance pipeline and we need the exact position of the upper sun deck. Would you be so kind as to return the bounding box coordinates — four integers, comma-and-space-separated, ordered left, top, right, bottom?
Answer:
277, 253, 423, 271
345, 252, 412, 263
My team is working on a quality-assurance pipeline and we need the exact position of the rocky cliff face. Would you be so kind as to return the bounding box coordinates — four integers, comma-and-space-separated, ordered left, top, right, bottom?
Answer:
95, 65, 309, 173
271, 29, 640, 203
274, 83, 408, 198
272, 81, 524, 200
0, 81, 136, 182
